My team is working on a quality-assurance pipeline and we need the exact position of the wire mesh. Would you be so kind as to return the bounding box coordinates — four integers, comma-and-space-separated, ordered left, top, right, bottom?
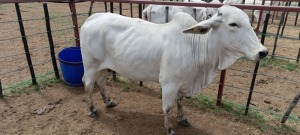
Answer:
0, 0, 299, 129
0, 2, 74, 91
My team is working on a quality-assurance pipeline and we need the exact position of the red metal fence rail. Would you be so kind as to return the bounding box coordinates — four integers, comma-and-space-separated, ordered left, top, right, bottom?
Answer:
0, 0, 299, 12
0, 0, 299, 120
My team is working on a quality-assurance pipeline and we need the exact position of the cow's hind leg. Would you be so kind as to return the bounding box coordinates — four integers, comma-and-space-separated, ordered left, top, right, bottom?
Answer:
177, 94, 190, 127
83, 68, 99, 118
96, 70, 117, 108
162, 84, 179, 135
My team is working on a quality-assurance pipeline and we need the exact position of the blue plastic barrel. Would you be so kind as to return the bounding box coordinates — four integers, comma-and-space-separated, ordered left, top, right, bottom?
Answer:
58, 47, 84, 86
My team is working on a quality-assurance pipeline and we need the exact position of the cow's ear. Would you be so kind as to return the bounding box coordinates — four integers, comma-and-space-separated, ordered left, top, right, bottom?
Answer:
183, 17, 222, 34
183, 23, 211, 34
184, 9, 223, 34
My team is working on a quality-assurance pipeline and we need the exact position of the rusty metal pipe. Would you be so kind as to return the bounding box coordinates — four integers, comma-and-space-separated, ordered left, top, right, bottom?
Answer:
69, 0, 80, 46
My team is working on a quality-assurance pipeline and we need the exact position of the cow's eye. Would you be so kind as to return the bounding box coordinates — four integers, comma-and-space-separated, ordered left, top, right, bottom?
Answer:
229, 23, 239, 27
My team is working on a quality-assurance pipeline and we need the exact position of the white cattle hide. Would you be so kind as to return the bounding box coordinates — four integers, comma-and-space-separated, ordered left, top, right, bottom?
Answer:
143, 0, 220, 23
185, 0, 221, 20
142, 5, 198, 23
142, 4, 213, 23
80, 5, 268, 135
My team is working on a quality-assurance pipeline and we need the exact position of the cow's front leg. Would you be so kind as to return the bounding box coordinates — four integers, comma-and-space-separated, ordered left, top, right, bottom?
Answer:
96, 70, 117, 108
177, 94, 190, 127
162, 84, 179, 135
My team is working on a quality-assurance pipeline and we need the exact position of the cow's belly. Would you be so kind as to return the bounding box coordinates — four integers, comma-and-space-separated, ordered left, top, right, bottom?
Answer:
108, 57, 161, 82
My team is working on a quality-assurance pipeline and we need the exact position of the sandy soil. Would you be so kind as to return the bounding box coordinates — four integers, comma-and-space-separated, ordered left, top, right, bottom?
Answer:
1, 79, 298, 135
0, 1, 299, 135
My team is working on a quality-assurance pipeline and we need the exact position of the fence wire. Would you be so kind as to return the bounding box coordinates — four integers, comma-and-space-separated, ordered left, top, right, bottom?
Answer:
223, 84, 295, 103
0, 2, 74, 88
0, 1, 299, 129
229, 67, 300, 84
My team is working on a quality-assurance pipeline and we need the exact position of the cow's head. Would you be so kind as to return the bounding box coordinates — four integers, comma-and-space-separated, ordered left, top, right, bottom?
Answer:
183, 5, 268, 70
142, 5, 170, 24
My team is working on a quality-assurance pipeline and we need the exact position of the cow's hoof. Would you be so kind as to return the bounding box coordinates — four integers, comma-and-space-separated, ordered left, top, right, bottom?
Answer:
169, 132, 175, 135
89, 111, 99, 118
167, 128, 175, 135
179, 119, 190, 127
106, 102, 117, 108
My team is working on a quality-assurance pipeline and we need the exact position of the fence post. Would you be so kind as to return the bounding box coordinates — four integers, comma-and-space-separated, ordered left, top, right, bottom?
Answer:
138, 3, 142, 19
15, 3, 37, 85
280, 1, 292, 36
130, 3, 133, 17
165, 6, 169, 23
69, 0, 80, 47
255, 0, 265, 32
192, 8, 197, 20
271, 10, 275, 24
88, 1, 95, 16
296, 48, 300, 63
110, 2, 114, 13
104, 2, 108, 12
245, 13, 270, 115
136, 3, 144, 86
107, 2, 116, 80
270, 0, 274, 23
216, 70, 226, 106
0, 79, 3, 98
119, 3, 122, 15
281, 92, 300, 123
295, 2, 300, 26
271, 7, 287, 58
249, 0, 255, 25
43, 3, 60, 79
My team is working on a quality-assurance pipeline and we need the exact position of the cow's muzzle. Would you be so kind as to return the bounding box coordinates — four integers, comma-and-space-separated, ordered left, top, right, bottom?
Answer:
258, 50, 268, 59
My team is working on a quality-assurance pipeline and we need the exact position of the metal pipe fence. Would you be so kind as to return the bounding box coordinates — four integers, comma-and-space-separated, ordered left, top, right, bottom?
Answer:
0, 0, 299, 125
0, 2, 76, 92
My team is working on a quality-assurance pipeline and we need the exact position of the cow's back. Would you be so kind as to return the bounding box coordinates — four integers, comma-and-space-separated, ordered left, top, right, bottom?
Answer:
80, 12, 197, 82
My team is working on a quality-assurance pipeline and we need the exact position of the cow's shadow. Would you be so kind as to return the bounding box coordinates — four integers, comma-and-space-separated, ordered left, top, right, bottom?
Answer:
95, 108, 209, 135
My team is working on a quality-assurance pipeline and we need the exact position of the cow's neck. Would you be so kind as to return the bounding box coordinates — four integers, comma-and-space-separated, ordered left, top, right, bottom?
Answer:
186, 30, 222, 96
190, 30, 221, 72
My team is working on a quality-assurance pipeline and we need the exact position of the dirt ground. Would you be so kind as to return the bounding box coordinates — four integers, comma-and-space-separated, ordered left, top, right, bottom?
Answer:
0, 1, 300, 135
0, 79, 298, 135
